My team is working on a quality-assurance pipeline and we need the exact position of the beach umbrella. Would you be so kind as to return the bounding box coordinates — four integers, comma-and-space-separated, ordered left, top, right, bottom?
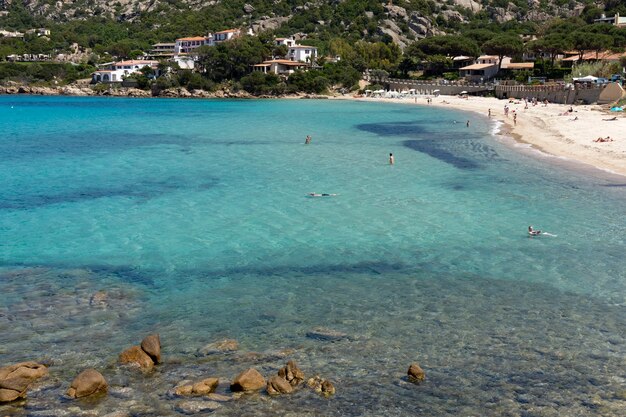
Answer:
433, 89, 440, 92
460, 91, 468, 94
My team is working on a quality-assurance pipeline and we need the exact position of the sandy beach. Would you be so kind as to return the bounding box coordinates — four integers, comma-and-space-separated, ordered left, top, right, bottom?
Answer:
348, 95, 626, 178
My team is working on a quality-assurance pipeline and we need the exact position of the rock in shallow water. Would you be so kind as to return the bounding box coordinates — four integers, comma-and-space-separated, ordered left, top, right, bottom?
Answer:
176, 400, 221, 414
266, 375, 293, 395
306, 327, 348, 341
278, 360, 305, 386
119, 346, 154, 369
0, 377, 31, 402
407, 363, 426, 384
230, 368, 265, 392
66, 368, 107, 399
0, 361, 48, 381
198, 339, 239, 355
140, 334, 161, 364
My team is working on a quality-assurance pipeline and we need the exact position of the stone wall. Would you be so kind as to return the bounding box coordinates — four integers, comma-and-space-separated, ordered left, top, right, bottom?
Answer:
494, 84, 606, 105
381, 78, 491, 96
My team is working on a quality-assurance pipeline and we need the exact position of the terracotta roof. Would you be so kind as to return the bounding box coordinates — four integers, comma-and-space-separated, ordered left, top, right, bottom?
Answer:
176, 36, 206, 41
460, 63, 496, 70
477, 55, 498, 60
289, 45, 316, 49
215, 29, 239, 34
503, 62, 534, 69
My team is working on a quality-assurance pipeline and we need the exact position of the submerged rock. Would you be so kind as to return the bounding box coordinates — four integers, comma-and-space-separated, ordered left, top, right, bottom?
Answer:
306, 327, 348, 341
230, 368, 265, 392
407, 363, 426, 384
192, 378, 219, 395
66, 368, 108, 398
321, 380, 335, 397
198, 339, 239, 355
306, 376, 336, 397
176, 400, 221, 414
89, 291, 108, 307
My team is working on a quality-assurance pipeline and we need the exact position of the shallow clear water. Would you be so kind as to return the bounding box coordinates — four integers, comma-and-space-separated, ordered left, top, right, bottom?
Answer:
1, 96, 625, 416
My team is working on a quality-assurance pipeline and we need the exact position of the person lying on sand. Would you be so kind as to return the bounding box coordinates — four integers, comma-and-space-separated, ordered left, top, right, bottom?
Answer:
602, 116, 618, 121
594, 136, 613, 142
570, 116, 578, 121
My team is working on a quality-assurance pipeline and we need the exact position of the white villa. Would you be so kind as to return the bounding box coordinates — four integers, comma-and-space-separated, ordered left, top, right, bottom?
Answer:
25, 28, 50, 37
252, 59, 308, 75
174, 36, 207, 55
92, 60, 159, 83
287, 45, 317, 63
174, 28, 242, 55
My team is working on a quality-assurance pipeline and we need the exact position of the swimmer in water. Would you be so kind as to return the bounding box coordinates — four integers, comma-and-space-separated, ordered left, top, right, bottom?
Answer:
309, 193, 337, 197
528, 225, 541, 236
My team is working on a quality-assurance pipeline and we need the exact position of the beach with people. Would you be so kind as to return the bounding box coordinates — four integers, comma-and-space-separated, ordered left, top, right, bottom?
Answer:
347, 94, 626, 177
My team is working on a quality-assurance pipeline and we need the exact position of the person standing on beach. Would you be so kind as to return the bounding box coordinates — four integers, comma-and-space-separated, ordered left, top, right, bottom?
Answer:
466, 120, 470, 127
305, 135, 311, 144
513, 113, 517, 126
389, 153, 395, 165
488, 109, 491, 118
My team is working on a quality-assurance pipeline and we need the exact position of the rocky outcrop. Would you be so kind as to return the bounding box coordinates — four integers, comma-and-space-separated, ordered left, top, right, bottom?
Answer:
251, 16, 292, 33
66, 369, 108, 399
0, 362, 48, 403
230, 368, 265, 392
440, 10, 465, 23
452, 0, 482, 11
119, 334, 161, 369
407, 363, 426, 384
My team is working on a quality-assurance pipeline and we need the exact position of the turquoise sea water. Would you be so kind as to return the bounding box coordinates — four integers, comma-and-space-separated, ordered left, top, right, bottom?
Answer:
1, 96, 626, 416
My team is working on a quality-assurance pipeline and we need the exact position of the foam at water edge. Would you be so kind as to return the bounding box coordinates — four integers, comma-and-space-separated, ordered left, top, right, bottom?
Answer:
490, 119, 503, 136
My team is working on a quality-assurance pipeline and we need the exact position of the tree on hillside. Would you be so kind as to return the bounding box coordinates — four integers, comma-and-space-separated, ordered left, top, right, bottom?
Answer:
570, 30, 612, 60
529, 34, 572, 67
406, 35, 480, 59
482, 35, 524, 71
196, 36, 270, 82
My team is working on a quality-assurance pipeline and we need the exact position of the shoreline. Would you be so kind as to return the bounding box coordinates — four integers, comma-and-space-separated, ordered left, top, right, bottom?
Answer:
338, 95, 626, 178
